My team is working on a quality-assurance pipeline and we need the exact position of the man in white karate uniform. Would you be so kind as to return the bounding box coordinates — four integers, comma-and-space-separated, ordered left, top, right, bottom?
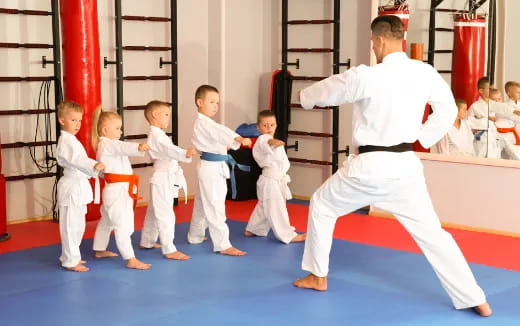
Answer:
293, 15, 491, 317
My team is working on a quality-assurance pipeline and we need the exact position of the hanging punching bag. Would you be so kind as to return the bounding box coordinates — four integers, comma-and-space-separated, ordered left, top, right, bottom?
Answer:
378, 3, 409, 51
451, 14, 486, 107
270, 70, 292, 143
60, 0, 102, 220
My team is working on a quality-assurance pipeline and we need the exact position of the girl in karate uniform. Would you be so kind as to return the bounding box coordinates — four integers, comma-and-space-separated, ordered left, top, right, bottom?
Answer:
91, 109, 152, 270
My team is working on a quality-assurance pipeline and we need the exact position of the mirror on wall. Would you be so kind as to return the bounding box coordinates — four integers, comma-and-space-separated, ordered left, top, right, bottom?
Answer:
388, 0, 520, 162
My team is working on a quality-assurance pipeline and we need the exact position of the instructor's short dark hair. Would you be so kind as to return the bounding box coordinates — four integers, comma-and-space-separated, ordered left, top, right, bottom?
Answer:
370, 15, 405, 40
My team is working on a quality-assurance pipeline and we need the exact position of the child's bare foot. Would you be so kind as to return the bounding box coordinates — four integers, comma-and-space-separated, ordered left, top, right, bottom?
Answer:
165, 251, 190, 260
80, 260, 86, 264
140, 243, 161, 249
95, 250, 119, 258
126, 257, 151, 270
473, 303, 492, 317
219, 247, 247, 256
244, 230, 255, 237
290, 233, 307, 242
65, 263, 89, 272
293, 273, 327, 291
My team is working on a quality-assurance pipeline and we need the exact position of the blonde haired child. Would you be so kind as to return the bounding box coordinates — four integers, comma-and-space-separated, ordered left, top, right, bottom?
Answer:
56, 101, 105, 272
91, 108, 152, 270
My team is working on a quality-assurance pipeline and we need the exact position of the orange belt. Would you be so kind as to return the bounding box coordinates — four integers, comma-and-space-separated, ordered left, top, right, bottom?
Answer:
497, 127, 520, 145
103, 173, 141, 208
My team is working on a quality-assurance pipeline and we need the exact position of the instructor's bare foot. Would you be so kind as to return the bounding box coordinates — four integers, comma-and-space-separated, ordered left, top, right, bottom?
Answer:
219, 247, 247, 256
65, 263, 89, 272
290, 233, 307, 243
165, 251, 190, 260
293, 273, 327, 291
243, 230, 255, 237
140, 243, 161, 249
95, 250, 119, 258
473, 303, 492, 317
126, 257, 151, 270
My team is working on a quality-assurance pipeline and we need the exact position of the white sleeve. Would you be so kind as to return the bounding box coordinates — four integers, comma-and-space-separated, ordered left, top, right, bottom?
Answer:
214, 122, 241, 150
105, 140, 144, 157
300, 65, 368, 109
418, 69, 457, 148
57, 141, 98, 176
157, 137, 192, 163
492, 102, 520, 123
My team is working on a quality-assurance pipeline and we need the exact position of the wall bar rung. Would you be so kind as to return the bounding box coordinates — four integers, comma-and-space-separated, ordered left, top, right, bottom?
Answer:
122, 15, 170, 22
0, 8, 51, 16
287, 19, 334, 25
292, 76, 327, 81
1, 140, 56, 149
0, 76, 54, 82
122, 45, 171, 51
5, 172, 56, 182
288, 130, 333, 138
122, 75, 172, 81
0, 42, 53, 49
287, 48, 334, 53
288, 158, 332, 166
0, 109, 55, 116
290, 103, 332, 110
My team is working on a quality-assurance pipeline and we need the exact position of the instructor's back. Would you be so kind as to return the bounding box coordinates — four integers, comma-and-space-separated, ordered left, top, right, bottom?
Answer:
294, 15, 491, 317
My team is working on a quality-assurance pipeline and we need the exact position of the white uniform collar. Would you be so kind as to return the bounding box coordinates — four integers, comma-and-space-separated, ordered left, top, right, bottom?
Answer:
150, 125, 166, 134
60, 130, 75, 138
197, 112, 214, 121
382, 51, 407, 63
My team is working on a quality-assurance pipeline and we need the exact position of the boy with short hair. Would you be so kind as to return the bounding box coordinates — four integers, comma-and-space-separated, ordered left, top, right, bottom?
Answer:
139, 100, 195, 260
56, 101, 105, 272
244, 110, 305, 243
187, 85, 251, 256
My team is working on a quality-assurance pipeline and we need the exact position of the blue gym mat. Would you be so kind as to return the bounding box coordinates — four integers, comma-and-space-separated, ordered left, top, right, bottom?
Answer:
0, 220, 519, 325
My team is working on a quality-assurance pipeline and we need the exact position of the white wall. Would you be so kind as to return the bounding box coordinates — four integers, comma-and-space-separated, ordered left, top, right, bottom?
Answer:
0, 0, 210, 221
283, 0, 373, 197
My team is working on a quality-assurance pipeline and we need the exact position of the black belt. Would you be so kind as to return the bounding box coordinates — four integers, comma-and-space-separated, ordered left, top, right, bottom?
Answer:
358, 143, 413, 154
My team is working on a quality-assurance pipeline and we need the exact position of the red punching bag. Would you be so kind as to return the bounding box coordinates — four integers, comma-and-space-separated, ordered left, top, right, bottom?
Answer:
378, 3, 409, 51
60, 0, 102, 220
451, 14, 486, 107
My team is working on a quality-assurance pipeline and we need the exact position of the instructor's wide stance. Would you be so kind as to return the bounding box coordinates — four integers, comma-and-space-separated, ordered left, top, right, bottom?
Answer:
293, 15, 491, 317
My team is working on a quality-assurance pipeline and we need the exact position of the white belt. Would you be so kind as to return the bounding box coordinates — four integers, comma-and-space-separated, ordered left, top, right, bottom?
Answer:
262, 168, 292, 200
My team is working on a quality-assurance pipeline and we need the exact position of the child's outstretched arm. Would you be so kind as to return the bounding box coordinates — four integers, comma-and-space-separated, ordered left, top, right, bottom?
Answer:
101, 139, 148, 157
152, 137, 192, 163
57, 142, 102, 177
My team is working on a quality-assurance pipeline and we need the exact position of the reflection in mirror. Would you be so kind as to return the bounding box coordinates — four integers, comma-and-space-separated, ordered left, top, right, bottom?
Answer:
395, 0, 520, 161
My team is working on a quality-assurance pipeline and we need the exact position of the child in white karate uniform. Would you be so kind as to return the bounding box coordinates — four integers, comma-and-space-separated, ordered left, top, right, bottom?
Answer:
91, 109, 152, 270
139, 100, 195, 260
244, 110, 306, 243
433, 99, 475, 156
187, 85, 252, 256
56, 101, 105, 272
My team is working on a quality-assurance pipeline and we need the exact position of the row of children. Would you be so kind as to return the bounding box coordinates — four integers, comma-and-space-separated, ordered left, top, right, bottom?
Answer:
432, 78, 520, 159
56, 85, 305, 272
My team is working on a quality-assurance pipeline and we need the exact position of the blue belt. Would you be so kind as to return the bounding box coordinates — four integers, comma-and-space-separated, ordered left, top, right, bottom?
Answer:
475, 130, 486, 141
201, 152, 250, 199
